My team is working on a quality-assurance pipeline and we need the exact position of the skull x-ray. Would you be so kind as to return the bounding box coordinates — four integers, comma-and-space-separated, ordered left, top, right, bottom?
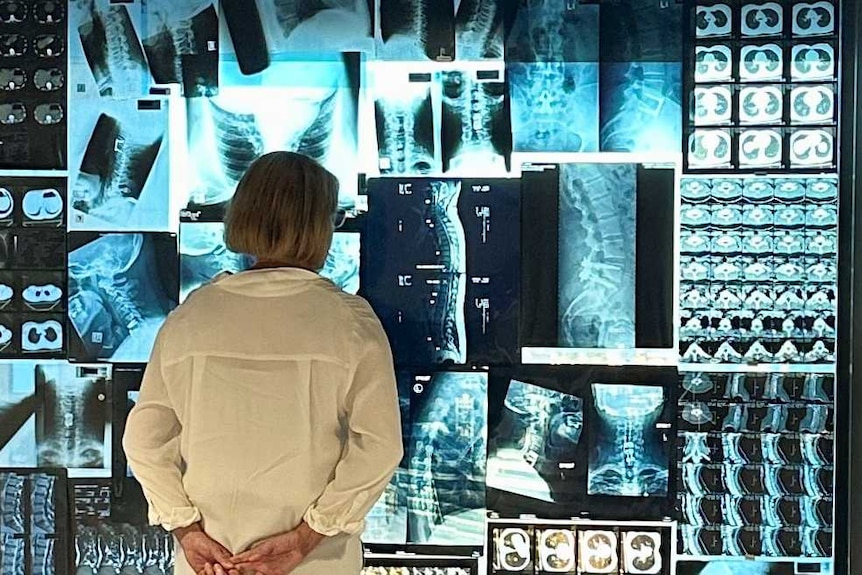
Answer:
558, 163, 636, 349
486, 379, 584, 504
34, 363, 111, 475
68, 233, 178, 363
364, 178, 519, 366
185, 57, 359, 214
68, 99, 169, 231
406, 371, 487, 546
588, 383, 669, 498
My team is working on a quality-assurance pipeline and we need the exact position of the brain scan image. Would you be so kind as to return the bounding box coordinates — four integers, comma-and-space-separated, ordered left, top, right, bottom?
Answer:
406, 371, 487, 546
487, 379, 584, 503
35, 363, 111, 471
68, 233, 178, 363
587, 383, 669, 497
558, 163, 636, 349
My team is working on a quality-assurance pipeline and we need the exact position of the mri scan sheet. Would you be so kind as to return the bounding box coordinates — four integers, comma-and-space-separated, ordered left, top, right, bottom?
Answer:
68, 98, 170, 232
364, 178, 519, 366
185, 57, 359, 215
504, 1, 598, 63
68, 233, 178, 363
75, 519, 173, 574
406, 371, 487, 546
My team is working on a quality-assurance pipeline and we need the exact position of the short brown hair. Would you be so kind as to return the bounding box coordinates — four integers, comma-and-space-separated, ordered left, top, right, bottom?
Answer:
224, 151, 340, 270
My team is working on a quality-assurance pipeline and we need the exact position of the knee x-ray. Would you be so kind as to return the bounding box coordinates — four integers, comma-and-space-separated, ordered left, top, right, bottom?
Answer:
406, 371, 487, 546
364, 178, 519, 366
68, 99, 169, 231
68, 233, 178, 363
588, 383, 669, 498
558, 164, 637, 349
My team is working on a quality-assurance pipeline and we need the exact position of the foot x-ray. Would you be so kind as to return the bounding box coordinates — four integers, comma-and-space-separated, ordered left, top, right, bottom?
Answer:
558, 163, 637, 349
406, 371, 487, 546
588, 383, 669, 498
598, 0, 683, 153
486, 379, 584, 504
68, 99, 169, 231
364, 178, 519, 366
68, 233, 178, 363
35, 363, 111, 475
185, 57, 359, 214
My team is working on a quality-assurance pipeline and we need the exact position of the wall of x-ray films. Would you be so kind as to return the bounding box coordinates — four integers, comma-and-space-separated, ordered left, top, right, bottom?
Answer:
0, 0, 845, 574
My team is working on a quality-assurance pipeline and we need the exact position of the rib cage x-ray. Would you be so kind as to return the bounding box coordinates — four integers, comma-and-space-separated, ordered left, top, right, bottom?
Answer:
486, 380, 583, 503
75, 522, 173, 574
35, 364, 111, 473
406, 372, 487, 546
558, 163, 636, 349
588, 383, 669, 497
68, 233, 178, 363
185, 59, 359, 211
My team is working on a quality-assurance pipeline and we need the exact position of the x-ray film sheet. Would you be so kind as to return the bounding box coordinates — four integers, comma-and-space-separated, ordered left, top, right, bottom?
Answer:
504, 1, 598, 63
377, 0, 454, 61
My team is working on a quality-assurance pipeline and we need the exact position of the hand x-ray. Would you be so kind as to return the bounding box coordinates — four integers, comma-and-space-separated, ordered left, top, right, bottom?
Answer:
68, 99, 170, 231
68, 233, 178, 363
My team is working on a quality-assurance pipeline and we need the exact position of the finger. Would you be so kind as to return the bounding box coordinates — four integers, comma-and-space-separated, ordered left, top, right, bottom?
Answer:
229, 548, 263, 563
204, 563, 215, 575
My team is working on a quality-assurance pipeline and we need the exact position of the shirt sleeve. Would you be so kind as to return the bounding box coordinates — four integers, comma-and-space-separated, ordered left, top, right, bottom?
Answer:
302, 317, 403, 536
122, 331, 201, 531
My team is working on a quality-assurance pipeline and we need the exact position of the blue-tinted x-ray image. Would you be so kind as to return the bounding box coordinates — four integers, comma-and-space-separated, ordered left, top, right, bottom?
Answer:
504, 0, 598, 63
68, 233, 178, 363
558, 163, 636, 349
588, 383, 668, 497
321, 232, 360, 295
508, 62, 598, 153
179, 222, 252, 301
676, 559, 796, 574
486, 380, 583, 503
407, 371, 487, 546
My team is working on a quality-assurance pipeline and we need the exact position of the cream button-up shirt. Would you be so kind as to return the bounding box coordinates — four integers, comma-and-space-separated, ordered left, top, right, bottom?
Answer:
123, 268, 403, 575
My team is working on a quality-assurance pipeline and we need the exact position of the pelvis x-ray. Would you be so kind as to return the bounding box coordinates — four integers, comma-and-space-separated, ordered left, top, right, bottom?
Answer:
35, 363, 111, 472
558, 163, 636, 349
588, 383, 669, 497
185, 58, 359, 213
68, 233, 178, 363
364, 178, 519, 366
406, 371, 487, 546
599, 0, 683, 153
486, 380, 584, 503
179, 222, 360, 300
370, 64, 511, 177
68, 99, 169, 231
75, 521, 174, 575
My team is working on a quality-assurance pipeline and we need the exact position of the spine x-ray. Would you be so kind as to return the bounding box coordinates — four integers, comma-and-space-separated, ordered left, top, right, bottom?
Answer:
677, 371, 835, 559
363, 178, 519, 366
0, 363, 39, 468
405, 371, 487, 546
69, 99, 169, 232
377, 0, 454, 61
68, 233, 178, 363
454, 0, 504, 61
0, 0, 67, 169
185, 57, 359, 214
35, 364, 111, 475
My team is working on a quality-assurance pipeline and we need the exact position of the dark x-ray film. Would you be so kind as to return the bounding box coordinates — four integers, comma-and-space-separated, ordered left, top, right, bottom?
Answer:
34, 364, 111, 477
406, 370, 487, 547
68, 99, 170, 232
520, 162, 675, 354
185, 55, 360, 214
598, 0, 683, 154
0, 0, 67, 169
67, 233, 178, 363
377, 0, 454, 61
676, 559, 805, 575
363, 177, 519, 367
141, 0, 219, 97
486, 366, 677, 521
0, 468, 70, 575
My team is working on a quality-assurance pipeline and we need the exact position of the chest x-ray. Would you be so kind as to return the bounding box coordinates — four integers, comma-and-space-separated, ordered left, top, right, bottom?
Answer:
588, 383, 669, 498
68, 233, 178, 363
406, 371, 487, 546
558, 163, 637, 349
185, 58, 359, 213
68, 98, 169, 231
486, 379, 584, 504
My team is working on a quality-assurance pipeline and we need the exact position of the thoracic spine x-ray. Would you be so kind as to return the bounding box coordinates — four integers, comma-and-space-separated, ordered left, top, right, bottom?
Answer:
558, 163, 636, 349
374, 77, 439, 175
0, 471, 64, 575
588, 383, 668, 497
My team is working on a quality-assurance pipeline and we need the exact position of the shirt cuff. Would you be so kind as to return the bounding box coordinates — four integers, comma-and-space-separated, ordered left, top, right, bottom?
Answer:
148, 504, 202, 532
303, 497, 367, 537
